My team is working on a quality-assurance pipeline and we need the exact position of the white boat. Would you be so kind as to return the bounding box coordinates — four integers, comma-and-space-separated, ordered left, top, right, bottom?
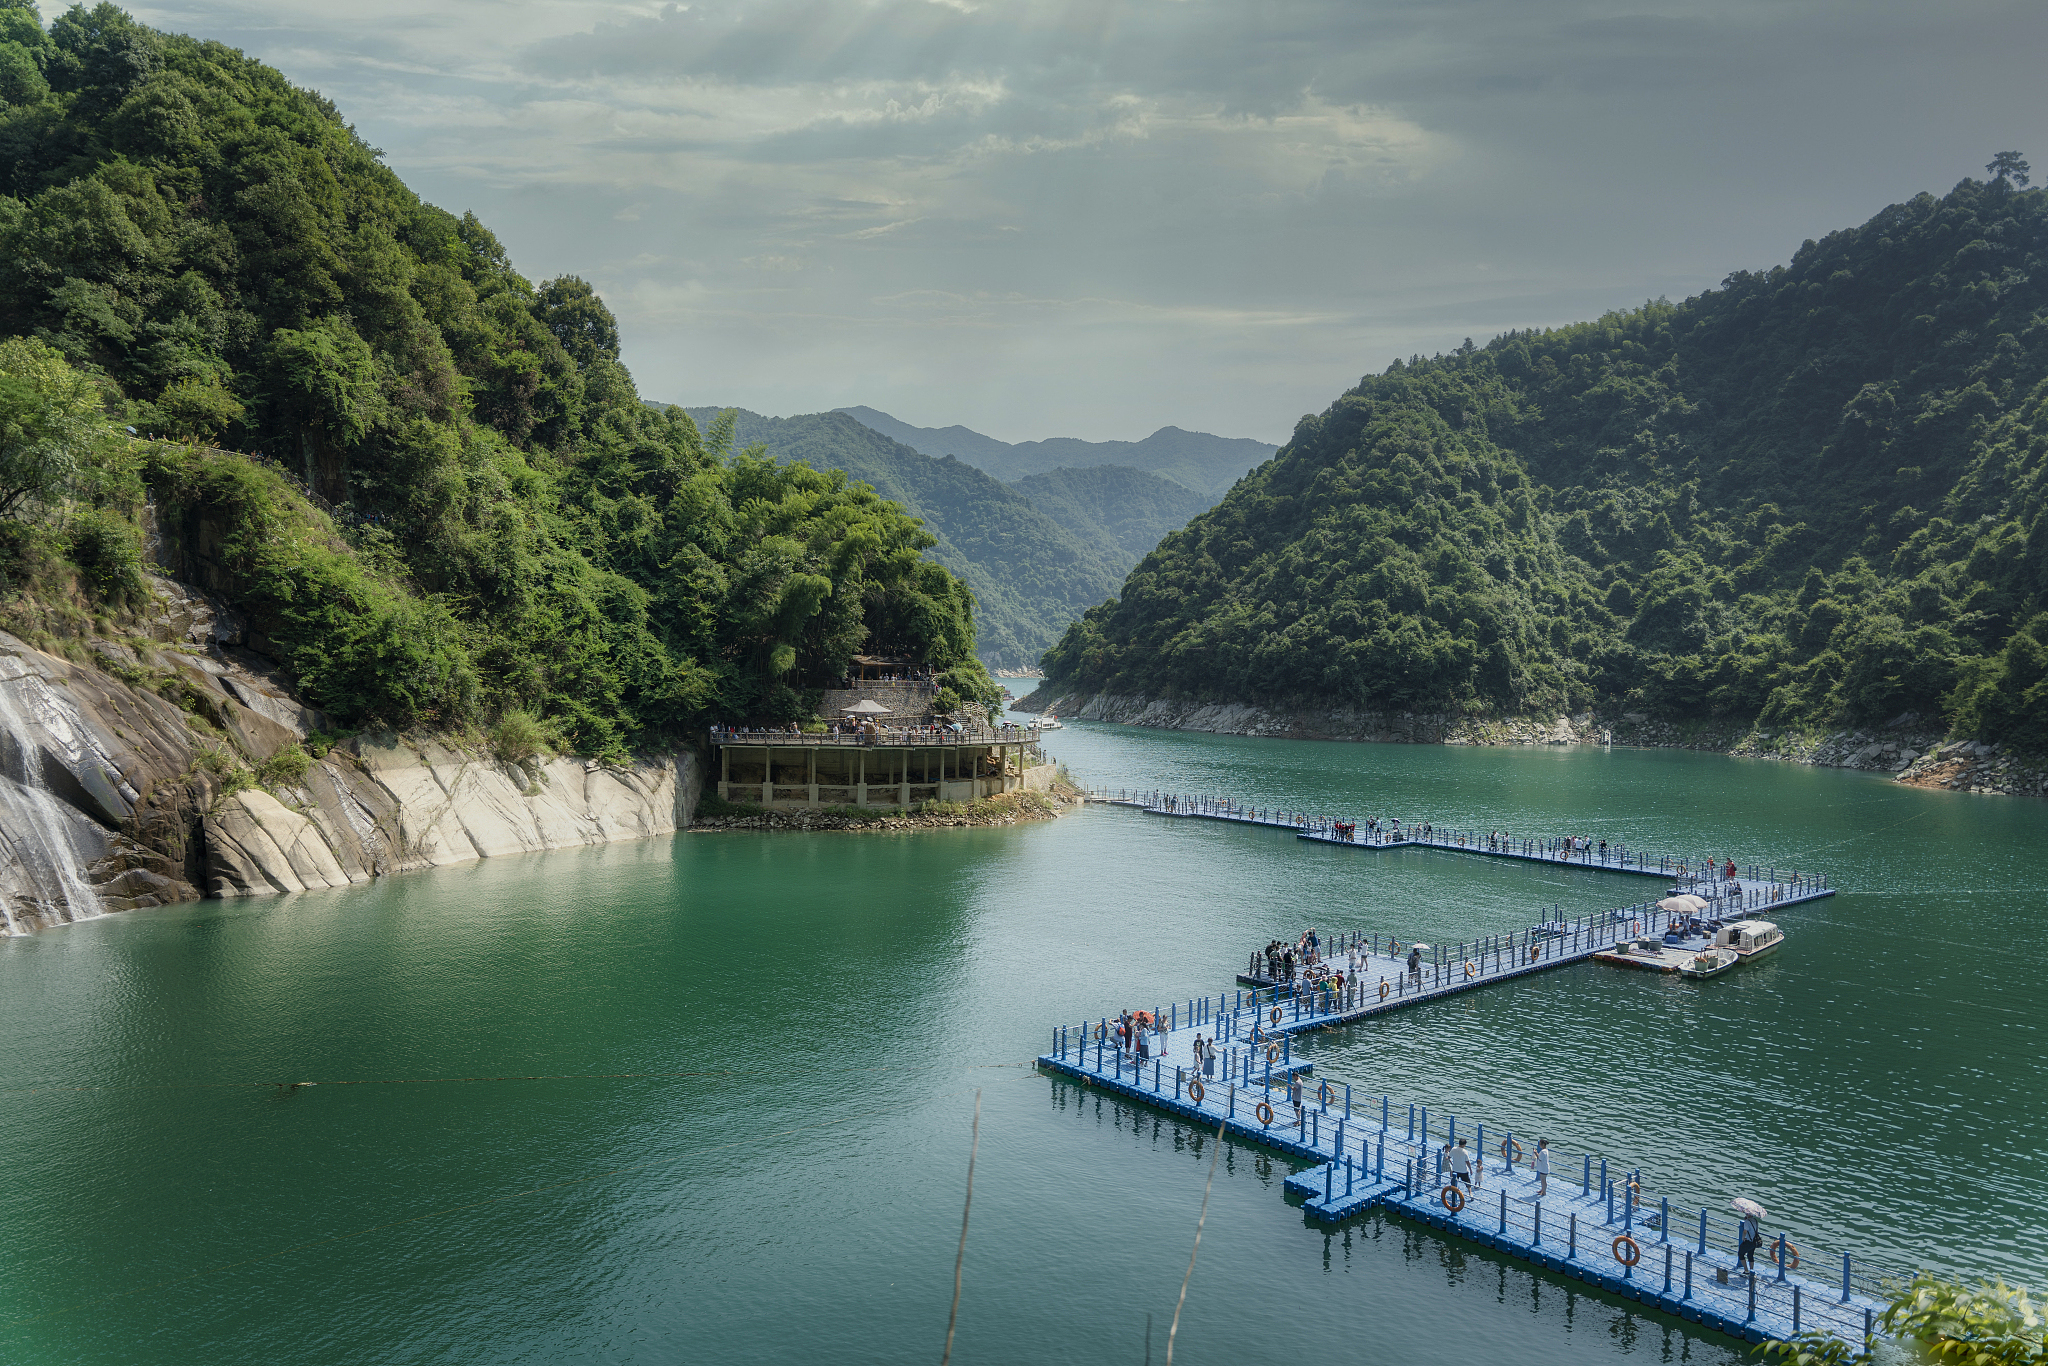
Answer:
1711, 919, 1783, 961
1677, 946, 1740, 979
1038, 716, 1064, 730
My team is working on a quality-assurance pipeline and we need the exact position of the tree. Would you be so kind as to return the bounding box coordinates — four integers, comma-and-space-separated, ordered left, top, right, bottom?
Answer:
534, 275, 620, 370
0, 337, 103, 519
1987, 151, 2031, 188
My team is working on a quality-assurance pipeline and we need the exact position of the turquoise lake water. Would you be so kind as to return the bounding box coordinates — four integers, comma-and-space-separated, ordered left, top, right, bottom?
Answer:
3, 717, 2044, 1364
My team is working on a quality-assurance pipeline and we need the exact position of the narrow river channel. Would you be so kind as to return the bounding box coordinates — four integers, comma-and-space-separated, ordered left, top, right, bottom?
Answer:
4, 714, 2043, 1364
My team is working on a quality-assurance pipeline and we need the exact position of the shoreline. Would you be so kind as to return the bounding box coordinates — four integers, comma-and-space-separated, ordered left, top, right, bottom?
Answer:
1013, 686, 2047, 799
686, 786, 1081, 833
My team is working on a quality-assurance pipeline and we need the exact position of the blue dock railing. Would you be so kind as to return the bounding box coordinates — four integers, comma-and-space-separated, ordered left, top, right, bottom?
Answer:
1086, 788, 1829, 895
1039, 1035, 1894, 1349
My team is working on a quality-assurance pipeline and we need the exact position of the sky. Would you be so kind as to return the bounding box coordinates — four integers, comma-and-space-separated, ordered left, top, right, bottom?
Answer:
89, 0, 2048, 444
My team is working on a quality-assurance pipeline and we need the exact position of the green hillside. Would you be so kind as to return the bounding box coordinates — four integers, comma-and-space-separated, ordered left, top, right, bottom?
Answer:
0, 2, 1001, 748
837, 405, 1275, 497
680, 407, 1126, 668
1010, 465, 1212, 564
1045, 173, 2048, 752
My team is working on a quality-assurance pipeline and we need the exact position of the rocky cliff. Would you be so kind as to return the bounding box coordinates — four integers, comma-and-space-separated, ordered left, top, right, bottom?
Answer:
0, 587, 698, 935
1013, 687, 2048, 798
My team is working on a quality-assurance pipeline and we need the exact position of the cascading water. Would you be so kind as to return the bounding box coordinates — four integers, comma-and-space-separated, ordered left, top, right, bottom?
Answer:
0, 672, 101, 935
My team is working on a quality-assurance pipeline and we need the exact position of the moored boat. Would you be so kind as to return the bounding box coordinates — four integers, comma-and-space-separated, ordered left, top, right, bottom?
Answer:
1712, 919, 1783, 961
1677, 945, 1740, 979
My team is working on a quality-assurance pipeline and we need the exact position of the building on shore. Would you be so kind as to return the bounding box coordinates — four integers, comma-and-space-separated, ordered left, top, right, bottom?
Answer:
709, 723, 1053, 809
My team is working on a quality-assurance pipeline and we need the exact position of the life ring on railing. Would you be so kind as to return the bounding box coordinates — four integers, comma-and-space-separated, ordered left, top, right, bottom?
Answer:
1379, 981, 1390, 1001
1612, 1234, 1641, 1267
1266, 1043, 1282, 1064
1270, 1006, 1284, 1025
1780, 1242, 1801, 1271
1501, 1138, 1523, 1164
1441, 1186, 1465, 1213
1255, 1101, 1275, 1126
1318, 1080, 1334, 1106
1464, 961, 1477, 979
1188, 1079, 1205, 1103
1096, 1023, 1107, 1042
1528, 944, 1541, 963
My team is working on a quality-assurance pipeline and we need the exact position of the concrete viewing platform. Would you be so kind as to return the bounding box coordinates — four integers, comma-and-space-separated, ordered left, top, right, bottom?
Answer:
709, 724, 1052, 809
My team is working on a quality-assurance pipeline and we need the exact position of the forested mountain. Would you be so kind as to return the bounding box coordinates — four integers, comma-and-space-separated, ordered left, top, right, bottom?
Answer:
0, 2, 1002, 749
1010, 465, 1212, 564
679, 407, 1124, 667
1046, 173, 2048, 753
837, 405, 1275, 497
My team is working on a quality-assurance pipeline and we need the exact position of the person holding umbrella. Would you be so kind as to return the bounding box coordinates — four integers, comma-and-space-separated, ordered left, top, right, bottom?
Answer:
1733, 1198, 1766, 1276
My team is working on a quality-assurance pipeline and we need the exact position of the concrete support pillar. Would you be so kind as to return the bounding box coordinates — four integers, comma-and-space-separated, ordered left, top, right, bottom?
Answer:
807, 746, 817, 805
857, 747, 867, 806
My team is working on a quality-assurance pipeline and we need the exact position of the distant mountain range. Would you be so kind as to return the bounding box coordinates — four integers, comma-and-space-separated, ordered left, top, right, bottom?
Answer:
837, 407, 1276, 498
673, 407, 1229, 668
673, 408, 1208, 667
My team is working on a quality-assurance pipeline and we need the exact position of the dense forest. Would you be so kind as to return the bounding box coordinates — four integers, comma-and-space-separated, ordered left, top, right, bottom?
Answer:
1046, 171, 2048, 752
680, 407, 1126, 667
0, 2, 1003, 754
681, 407, 1214, 666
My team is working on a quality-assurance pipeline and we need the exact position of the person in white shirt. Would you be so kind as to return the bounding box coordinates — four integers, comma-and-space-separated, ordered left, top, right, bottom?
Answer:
1534, 1138, 1551, 1198
1447, 1138, 1473, 1190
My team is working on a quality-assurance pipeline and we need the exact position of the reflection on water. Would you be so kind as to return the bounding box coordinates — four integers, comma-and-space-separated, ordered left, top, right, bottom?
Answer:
2, 718, 2044, 1365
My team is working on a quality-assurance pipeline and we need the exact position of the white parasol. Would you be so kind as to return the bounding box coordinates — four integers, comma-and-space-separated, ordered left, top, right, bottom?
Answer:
1731, 1197, 1768, 1220
841, 699, 892, 715
1659, 895, 1710, 914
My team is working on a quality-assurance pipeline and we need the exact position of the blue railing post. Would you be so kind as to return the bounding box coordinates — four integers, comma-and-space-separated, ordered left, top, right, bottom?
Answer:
1698, 1208, 1708, 1254
1842, 1253, 1852, 1303
1793, 1284, 1802, 1333
1583, 1154, 1590, 1194
1660, 1196, 1669, 1243
1776, 1234, 1788, 1284
1683, 1250, 1693, 1300
1383, 1095, 1390, 1132
1748, 1270, 1758, 1322
1533, 1202, 1542, 1244
1569, 1212, 1577, 1259
1499, 1190, 1507, 1233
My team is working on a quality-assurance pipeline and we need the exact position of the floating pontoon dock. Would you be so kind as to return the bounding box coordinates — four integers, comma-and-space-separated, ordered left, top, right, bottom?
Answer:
1038, 793, 1871, 1348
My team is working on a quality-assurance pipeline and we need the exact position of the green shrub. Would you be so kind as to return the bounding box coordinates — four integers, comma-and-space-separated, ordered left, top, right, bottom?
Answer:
253, 742, 310, 791
489, 710, 553, 766
64, 505, 143, 603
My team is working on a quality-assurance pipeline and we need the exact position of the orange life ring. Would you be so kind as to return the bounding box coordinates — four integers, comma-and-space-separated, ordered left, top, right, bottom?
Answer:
1612, 1235, 1641, 1267
1255, 1101, 1275, 1126
1270, 1006, 1283, 1025
1464, 961, 1477, 978
1266, 1044, 1281, 1064
1501, 1138, 1523, 1164
1379, 980, 1390, 1001
1442, 1186, 1465, 1213
1188, 1079, 1205, 1103
1780, 1242, 1801, 1271
1528, 944, 1540, 963
1318, 1081, 1333, 1105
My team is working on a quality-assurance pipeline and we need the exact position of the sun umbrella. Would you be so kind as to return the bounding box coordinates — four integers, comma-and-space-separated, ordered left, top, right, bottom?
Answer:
841, 699, 892, 715
1731, 1197, 1768, 1220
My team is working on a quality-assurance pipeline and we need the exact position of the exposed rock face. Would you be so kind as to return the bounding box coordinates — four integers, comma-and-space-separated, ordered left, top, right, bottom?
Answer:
202, 743, 695, 897
0, 622, 699, 933
1015, 686, 2044, 798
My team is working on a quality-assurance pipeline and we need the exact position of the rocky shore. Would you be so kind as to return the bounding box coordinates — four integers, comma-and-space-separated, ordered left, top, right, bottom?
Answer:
1014, 686, 2046, 798
0, 585, 696, 934
688, 786, 1080, 833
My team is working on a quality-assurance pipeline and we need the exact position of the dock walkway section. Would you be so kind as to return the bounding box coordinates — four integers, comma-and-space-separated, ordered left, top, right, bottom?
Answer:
1037, 1031, 1888, 1348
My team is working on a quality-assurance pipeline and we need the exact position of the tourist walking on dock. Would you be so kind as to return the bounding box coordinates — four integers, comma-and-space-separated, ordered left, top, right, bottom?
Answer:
1737, 1209, 1761, 1276
1534, 1139, 1551, 1198
1203, 1036, 1217, 1079
1287, 1072, 1304, 1124
1448, 1138, 1473, 1190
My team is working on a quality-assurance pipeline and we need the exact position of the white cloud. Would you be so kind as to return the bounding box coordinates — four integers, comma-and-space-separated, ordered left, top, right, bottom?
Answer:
117, 0, 2048, 442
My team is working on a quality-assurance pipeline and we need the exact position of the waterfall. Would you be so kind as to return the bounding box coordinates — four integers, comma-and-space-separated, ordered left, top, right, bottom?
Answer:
0, 674, 101, 935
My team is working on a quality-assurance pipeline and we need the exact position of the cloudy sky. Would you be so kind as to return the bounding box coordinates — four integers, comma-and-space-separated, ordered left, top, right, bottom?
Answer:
96, 0, 2048, 443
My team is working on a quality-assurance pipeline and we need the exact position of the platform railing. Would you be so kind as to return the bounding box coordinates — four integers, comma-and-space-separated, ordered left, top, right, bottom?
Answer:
712, 723, 1041, 746
1043, 1030, 1898, 1346
1086, 788, 1828, 893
